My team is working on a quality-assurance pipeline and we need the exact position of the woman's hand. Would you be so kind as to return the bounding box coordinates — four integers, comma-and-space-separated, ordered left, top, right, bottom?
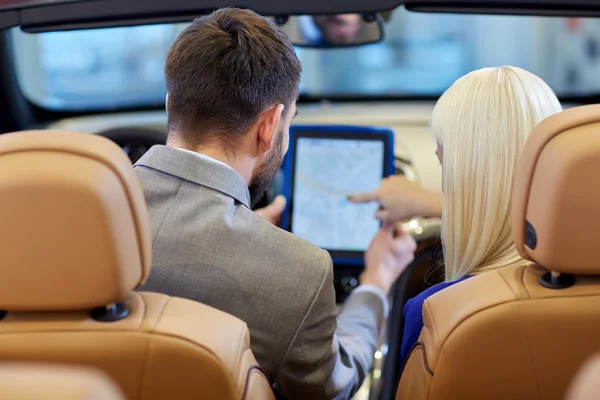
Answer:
361, 223, 417, 295
255, 195, 287, 226
348, 175, 442, 223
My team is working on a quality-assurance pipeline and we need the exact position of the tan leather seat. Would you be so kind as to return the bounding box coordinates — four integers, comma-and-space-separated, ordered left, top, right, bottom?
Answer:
396, 104, 600, 400
0, 363, 126, 399
565, 353, 600, 400
0, 130, 274, 400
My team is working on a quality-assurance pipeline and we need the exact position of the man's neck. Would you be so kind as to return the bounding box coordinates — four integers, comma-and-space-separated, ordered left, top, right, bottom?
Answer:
168, 143, 253, 185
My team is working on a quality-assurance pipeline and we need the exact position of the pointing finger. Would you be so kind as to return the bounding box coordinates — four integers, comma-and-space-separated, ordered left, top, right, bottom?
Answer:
347, 191, 378, 203
374, 209, 390, 222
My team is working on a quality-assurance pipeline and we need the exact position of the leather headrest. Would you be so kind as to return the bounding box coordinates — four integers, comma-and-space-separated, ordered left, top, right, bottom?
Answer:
0, 130, 151, 311
512, 105, 600, 275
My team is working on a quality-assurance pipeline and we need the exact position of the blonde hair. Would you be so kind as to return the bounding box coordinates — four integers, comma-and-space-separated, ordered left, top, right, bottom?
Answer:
432, 66, 562, 282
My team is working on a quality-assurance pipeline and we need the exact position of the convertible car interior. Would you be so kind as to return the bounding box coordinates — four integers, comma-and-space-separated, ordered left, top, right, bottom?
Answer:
0, 0, 599, 399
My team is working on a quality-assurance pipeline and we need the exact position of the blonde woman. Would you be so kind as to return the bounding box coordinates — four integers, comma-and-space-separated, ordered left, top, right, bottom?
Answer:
353, 66, 563, 362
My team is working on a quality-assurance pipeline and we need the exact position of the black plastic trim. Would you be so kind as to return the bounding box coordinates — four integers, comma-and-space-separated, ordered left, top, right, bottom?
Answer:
0, 11, 18, 30
13, 0, 401, 33
23, 15, 206, 33
406, 0, 600, 17
539, 272, 576, 289
525, 221, 537, 250
0, 30, 35, 132
0, 0, 84, 13
408, 5, 600, 17
91, 302, 129, 322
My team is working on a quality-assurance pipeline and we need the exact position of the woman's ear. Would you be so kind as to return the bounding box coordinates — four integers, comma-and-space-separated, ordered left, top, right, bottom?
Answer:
436, 142, 443, 164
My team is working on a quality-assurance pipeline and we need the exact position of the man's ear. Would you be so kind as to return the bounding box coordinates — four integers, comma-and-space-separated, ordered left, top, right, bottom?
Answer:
256, 104, 284, 153
165, 94, 169, 114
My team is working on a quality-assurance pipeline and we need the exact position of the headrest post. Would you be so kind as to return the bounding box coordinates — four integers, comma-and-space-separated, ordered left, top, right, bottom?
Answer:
91, 302, 129, 323
539, 271, 575, 290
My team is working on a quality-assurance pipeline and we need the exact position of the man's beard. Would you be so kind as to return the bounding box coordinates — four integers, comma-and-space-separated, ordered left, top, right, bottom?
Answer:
249, 129, 285, 208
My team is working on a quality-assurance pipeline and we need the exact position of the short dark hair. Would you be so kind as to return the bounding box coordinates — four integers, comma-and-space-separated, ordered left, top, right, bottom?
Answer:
165, 8, 302, 148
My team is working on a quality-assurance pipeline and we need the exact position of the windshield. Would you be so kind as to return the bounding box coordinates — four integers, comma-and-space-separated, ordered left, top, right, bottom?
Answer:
11, 10, 600, 111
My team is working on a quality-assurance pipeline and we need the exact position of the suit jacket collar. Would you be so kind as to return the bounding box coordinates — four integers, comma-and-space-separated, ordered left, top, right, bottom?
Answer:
135, 145, 251, 208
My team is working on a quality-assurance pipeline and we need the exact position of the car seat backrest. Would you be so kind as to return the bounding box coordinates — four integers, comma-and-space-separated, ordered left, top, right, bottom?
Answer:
0, 130, 274, 400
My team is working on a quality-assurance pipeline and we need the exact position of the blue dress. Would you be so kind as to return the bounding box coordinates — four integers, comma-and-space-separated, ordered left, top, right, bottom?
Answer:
400, 275, 473, 364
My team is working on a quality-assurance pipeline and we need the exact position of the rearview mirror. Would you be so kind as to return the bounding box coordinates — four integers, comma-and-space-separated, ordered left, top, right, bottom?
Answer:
271, 14, 384, 48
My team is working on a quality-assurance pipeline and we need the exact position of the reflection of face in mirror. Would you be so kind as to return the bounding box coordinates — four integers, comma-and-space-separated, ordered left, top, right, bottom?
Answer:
312, 14, 363, 45
272, 14, 383, 48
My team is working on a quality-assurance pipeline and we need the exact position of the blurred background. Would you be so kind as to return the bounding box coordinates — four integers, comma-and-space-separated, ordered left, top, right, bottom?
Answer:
10, 9, 600, 111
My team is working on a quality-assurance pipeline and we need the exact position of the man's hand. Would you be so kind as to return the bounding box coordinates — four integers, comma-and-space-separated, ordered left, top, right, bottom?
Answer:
348, 175, 442, 223
255, 195, 287, 226
361, 223, 417, 295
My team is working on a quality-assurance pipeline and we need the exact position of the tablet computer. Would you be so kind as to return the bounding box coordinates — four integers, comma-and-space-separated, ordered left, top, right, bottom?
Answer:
280, 125, 395, 265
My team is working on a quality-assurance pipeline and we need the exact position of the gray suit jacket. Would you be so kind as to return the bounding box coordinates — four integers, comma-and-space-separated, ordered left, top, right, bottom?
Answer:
134, 146, 385, 400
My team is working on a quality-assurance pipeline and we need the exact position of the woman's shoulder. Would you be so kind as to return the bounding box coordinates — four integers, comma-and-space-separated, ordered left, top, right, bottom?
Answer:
405, 275, 473, 313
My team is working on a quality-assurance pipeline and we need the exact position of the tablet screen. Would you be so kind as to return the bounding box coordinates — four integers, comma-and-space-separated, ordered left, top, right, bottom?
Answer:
291, 137, 384, 251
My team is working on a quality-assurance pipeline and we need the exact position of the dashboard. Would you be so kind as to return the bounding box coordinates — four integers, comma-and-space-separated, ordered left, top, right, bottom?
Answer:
48, 102, 442, 188
47, 102, 442, 301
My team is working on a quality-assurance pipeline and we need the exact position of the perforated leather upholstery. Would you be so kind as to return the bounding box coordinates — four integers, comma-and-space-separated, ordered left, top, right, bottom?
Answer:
0, 364, 126, 400
0, 130, 274, 400
396, 105, 600, 400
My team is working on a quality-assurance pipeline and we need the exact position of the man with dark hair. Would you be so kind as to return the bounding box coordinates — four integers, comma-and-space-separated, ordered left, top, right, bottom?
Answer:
135, 7, 416, 400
